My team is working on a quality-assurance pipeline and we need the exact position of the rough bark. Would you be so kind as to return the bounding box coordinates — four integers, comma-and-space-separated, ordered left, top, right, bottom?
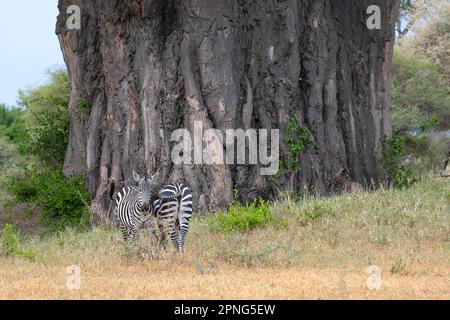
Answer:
56, 0, 400, 217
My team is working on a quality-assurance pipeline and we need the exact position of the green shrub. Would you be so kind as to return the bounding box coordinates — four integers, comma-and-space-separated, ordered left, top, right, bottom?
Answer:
1, 223, 19, 255
34, 170, 90, 230
17, 69, 70, 168
6, 169, 90, 231
0, 224, 36, 261
19, 104, 69, 168
391, 50, 450, 131
405, 135, 449, 174
0, 104, 26, 143
210, 198, 273, 233
5, 166, 39, 202
283, 115, 315, 173
382, 134, 417, 189
390, 164, 417, 189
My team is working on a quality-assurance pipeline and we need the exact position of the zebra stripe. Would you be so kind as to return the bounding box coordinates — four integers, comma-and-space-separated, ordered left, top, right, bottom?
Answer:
152, 182, 193, 253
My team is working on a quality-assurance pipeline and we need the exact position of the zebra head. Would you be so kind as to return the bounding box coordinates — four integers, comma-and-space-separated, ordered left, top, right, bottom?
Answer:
132, 170, 159, 213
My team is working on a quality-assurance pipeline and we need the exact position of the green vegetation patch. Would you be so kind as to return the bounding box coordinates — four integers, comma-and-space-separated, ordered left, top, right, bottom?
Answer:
0, 223, 36, 261
6, 168, 90, 232
391, 50, 450, 131
382, 133, 418, 189
208, 198, 273, 233
283, 115, 315, 174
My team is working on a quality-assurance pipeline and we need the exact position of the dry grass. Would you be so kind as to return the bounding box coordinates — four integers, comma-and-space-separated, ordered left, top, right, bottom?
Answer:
0, 262, 449, 299
0, 176, 449, 299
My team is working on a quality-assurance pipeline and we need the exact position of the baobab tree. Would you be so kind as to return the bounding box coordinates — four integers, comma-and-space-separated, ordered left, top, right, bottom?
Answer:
56, 0, 400, 218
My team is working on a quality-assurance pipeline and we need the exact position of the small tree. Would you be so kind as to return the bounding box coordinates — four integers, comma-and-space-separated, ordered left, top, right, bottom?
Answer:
18, 69, 70, 168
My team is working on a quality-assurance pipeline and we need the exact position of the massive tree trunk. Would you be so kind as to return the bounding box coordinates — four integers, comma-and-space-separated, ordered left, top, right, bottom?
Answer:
56, 0, 400, 218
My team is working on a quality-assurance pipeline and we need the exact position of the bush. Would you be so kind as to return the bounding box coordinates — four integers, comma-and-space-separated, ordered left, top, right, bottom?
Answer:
1, 224, 19, 255
0, 137, 20, 171
6, 168, 90, 231
382, 134, 417, 189
209, 199, 273, 233
19, 104, 69, 168
0, 224, 36, 261
391, 50, 450, 131
5, 166, 39, 202
405, 135, 450, 174
0, 104, 25, 143
17, 69, 70, 168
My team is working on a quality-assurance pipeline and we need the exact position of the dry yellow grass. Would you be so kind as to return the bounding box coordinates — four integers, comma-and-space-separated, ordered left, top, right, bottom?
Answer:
0, 176, 449, 299
0, 257, 449, 299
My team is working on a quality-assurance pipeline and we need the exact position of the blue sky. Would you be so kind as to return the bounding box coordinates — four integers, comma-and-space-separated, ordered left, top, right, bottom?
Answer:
0, 1, 64, 107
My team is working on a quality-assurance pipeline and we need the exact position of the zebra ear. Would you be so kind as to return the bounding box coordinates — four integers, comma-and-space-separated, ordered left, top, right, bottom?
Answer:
132, 170, 140, 182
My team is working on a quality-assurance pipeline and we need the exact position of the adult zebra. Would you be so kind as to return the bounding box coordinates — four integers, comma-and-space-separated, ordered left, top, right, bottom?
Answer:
153, 182, 193, 253
115, 170, 160, 243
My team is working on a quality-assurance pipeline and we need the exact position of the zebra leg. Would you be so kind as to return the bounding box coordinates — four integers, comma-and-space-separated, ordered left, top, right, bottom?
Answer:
158, 218, 178, 252
145, 218, 156, 242
157, 221, 168, 250
128, 227, 139, 244
170, 226, 179, 252
120, 223, 131, 243
177, 216, 191, 253
165, 218, 179, 252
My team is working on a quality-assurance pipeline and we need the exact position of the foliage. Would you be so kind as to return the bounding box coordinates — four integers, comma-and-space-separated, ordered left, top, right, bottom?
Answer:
17, 69, 71, 168
403, 134, 449, 176
0, 68, 90, 233
18, 69, 70, 121
382, 134, 417, 189
0, 224, 36, 261
1, 224, 19, 255
391, 50, 450, 131
0, 137, 19, 171
0, 104, 25, 143
20, 104, 69, 168
6, 168, 90, 232
396, 0, 417, 38
283, 115, 315, 173
209, 198, 273, 233
398, 0, 450, 80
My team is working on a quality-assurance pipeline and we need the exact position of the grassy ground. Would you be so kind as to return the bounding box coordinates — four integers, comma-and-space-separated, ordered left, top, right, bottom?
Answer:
0, 176, 449, 299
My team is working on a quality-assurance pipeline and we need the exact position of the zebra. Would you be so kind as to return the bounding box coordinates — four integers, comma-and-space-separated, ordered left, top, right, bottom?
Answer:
152, 182, 193, 253
115, 170, 161, 244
